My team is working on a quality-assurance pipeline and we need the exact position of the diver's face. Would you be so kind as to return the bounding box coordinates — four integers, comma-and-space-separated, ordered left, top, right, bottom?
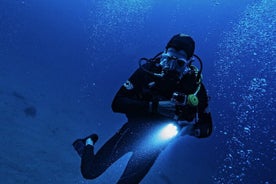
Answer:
160, 48, 190, 76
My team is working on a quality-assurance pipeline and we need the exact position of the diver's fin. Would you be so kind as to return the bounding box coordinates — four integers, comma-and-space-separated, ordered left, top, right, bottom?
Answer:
72, 134, 98, 157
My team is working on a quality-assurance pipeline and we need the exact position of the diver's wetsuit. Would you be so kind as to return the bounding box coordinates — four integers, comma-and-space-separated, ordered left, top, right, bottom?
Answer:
80, 62, 213, 184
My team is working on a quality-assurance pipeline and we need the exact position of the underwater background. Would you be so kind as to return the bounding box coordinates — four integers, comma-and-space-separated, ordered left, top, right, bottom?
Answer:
0, 0, 275, 183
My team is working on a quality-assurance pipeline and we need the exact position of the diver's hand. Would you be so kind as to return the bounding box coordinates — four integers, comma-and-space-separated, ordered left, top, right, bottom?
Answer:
180, 124, 194, 136
157, 100, 176, 118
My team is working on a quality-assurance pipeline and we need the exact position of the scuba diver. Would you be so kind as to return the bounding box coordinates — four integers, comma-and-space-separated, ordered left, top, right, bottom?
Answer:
73, 33, 213, 184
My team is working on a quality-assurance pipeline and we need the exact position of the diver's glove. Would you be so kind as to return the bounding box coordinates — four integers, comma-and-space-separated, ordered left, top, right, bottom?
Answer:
180, 113, 212, 138
176, 121, 199, 137
149, 100, 176, 118
180, 124, 193, 136
180, 124, 200, 137
193, 113, 213, 138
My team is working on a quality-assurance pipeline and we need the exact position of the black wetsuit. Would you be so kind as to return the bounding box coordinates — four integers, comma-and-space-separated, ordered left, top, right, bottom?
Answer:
80, 62, 213, 183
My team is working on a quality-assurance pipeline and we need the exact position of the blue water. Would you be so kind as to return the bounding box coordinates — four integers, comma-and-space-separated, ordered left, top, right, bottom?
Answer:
0, 0, 275, 183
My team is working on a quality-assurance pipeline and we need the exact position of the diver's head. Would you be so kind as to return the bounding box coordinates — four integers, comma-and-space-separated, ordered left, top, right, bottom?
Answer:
166, 33, 195, 59
160, 34, 195, 78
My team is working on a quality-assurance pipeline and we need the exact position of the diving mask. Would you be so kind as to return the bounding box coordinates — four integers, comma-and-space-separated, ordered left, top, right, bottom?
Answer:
160, 48, 191, 76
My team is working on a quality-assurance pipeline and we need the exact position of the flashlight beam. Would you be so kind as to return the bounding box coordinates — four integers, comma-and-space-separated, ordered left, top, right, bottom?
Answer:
158, 123, 179, 140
